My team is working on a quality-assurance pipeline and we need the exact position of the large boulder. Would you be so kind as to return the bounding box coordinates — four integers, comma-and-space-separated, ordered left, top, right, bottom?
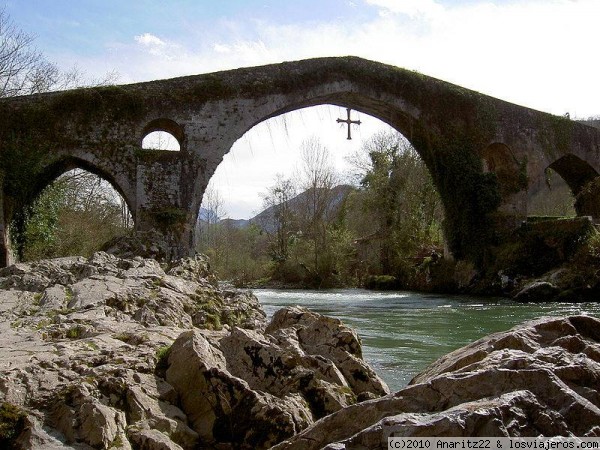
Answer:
274, 315, 600, 449
161, 306, 390, 448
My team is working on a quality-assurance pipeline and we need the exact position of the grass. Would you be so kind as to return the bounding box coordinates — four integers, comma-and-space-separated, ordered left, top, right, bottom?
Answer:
154, 344, 172, 377
113, 332, 149, 346
66, 325, 85, 339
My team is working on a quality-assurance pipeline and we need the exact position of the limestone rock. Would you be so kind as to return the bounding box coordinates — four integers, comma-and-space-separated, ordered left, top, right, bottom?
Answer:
274, 315, 600, 449
166, 254, 215, 285
0, 253, 383, 449
267, 306, 389, 397
49, 384, 127, 449
166, 329, 312, 448
127, 428, 183, 450
102, 230, 170, 262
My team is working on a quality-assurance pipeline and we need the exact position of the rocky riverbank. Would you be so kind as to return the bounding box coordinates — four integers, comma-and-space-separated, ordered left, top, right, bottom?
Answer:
0, 251, 599, 449
275, 315, 600, 448
0, 252, 387, 449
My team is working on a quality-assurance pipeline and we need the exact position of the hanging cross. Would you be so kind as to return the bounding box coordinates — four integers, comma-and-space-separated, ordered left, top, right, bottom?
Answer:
336, 108, 361, 140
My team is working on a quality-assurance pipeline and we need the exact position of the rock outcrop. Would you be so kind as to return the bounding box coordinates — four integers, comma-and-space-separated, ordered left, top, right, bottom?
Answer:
274, 315, 600, 449
0, 252, 387, 449
2, 252, 599, 449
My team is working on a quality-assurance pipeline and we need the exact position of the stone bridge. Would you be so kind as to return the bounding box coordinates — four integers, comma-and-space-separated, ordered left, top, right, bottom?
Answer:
1, 56, 600, 267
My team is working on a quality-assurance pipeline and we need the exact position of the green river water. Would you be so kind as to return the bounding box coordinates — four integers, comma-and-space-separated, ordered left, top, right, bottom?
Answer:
254, 288, 600, 392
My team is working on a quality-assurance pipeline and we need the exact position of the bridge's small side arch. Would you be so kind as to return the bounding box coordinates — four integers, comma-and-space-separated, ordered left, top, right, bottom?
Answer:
549, 154, 600, 220
4, 156, 135, 262
141, 118, 184, 151
30, 156, 136, 217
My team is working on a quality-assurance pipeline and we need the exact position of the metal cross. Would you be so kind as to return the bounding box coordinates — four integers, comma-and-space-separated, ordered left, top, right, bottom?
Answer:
336, 108, 361, 140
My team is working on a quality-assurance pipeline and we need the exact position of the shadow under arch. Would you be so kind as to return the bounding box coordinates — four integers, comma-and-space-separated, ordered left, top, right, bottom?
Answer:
548, 154, 600, 220
478, 142, 527, 219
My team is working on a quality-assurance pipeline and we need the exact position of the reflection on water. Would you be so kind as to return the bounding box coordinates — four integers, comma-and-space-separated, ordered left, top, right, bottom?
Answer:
254, 288, 600, 392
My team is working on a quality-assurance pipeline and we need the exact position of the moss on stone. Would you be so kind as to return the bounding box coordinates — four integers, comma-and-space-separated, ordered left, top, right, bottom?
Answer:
0, 402, 26, 449
152, 208, 188, 230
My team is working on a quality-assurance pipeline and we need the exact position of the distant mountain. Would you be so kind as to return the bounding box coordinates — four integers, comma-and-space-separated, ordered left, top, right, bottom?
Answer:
212, 185, 354, 233
250, 184, 353, 233
219, 218, 251, 229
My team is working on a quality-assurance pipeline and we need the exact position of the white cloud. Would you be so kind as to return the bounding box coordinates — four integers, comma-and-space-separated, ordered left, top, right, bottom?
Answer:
213, 43, 231, 53
56, 0, 600, 118
365, 0, 444, 18
134, 33, 166, 47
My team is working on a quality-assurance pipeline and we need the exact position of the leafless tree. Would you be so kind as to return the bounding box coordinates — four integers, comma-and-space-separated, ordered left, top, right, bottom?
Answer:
261, 174, 297, 261
197, 185, 226, 249
296, 137, 339, 273
0, 8, 118, 98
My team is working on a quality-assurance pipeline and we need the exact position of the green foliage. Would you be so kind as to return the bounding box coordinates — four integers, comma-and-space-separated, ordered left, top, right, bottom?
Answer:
199, 223, 270, 286
200, 132, 447, 289
348, 131, 445, 284
529, 168, 576, 217
191, 75, 236, 102
113, 332, 149, 346
154, 345, 172, 377
0, 403, 26, 449
66, 325, 85, 339
49, 86, 144, 124
487, 217, 595, 278
20, 170, 132, 261
585, 229, 600, 260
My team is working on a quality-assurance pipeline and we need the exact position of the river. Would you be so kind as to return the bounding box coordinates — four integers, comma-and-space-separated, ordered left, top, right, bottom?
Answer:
254, 288, 600, 392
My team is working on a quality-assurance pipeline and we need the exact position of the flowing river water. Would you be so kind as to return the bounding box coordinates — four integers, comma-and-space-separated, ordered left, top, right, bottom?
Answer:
254, 288, 600, 392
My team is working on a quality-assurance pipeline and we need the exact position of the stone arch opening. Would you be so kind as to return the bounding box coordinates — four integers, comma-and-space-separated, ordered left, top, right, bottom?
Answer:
548, 154, 600, 220
141, 118, 183, 151
528, 167, 576, 217
190, 80, 509, 263
31, 157, 135, 214
198, 103, 445, 286
12, 158, 134, 261
198, 93, 440, 221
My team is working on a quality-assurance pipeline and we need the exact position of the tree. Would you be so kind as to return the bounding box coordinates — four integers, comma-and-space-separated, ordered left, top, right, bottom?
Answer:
1, 8, 70, 97
347, 131, 444, 280
0, 8, 117, 98
2, 8, 125, 261
260, 174, 297, 262
22, 170, 132, 261
295, 137, 341, 284
197, 185, 226, 250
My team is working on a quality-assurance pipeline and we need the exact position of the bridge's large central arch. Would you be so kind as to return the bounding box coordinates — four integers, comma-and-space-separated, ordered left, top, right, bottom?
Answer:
1, 56, 599, 266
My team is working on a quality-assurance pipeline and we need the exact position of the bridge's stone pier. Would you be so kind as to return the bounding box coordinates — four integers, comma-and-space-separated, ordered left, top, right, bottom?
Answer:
1, 56, 599, 266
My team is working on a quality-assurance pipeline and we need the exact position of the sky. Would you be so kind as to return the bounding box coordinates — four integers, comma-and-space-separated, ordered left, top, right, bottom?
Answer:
5, 0, 600, 218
